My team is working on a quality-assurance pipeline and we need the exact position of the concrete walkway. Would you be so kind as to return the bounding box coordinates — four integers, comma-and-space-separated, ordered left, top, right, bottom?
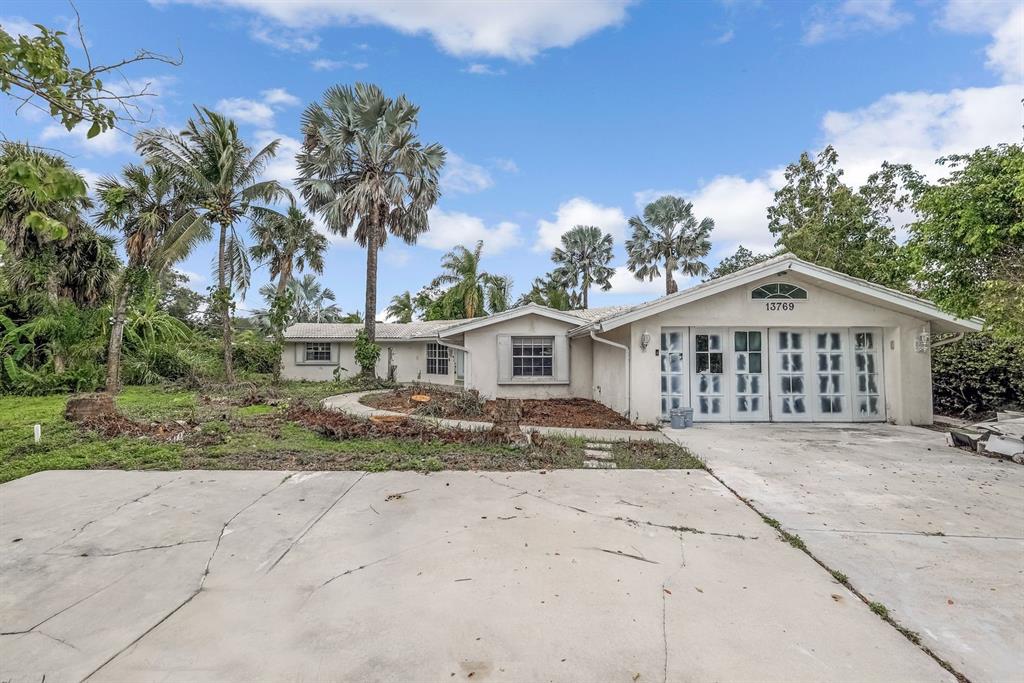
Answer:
665, 422, 1024, 683
322, 391, 669, 443
1, 469, 950, 682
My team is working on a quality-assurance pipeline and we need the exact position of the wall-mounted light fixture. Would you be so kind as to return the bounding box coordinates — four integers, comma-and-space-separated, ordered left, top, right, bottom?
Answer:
639, 331, 651, 351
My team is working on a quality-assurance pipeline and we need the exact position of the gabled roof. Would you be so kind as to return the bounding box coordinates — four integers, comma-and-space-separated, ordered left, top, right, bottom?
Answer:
568, 253, 983, 335
437, 303, 588, 337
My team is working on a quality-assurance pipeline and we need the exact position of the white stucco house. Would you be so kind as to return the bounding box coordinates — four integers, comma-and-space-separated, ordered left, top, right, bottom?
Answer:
282, 254, 982, 425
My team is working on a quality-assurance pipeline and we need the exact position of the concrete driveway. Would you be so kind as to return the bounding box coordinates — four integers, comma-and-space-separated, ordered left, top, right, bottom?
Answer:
0, 469, 949, 683
666, 423, 1024, 683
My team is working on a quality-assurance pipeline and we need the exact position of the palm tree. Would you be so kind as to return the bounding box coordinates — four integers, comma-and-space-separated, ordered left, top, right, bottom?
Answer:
486, 275, 512, 314
386, 290, 414, 323
551, 225, 614, 308
297, 83, 445, 375
138, 107, 287, 382
290, 274, 344, 323
250, 205, 328, 381
430, 241, 507, 319
515, 272, 573, 310
626, 195, 714, 295
95, 163, 208, 391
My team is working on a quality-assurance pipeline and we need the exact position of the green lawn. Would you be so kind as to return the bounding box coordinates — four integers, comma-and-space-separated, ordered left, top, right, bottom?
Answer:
0, 382, 702, 483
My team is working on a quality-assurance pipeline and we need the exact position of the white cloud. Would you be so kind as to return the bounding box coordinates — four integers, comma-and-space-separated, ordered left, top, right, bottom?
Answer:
261, 87, 300, 106
605, 265, 680, 296
39, 124, 135, 156
423, 208, 522, 254
535, 197, 627, 252
463, 63, 506, 76
939, 0, 1023, 83
78, 168, 104, 194
156, 0, 633, 61
215, 88, 301, 128
491, 157, 519, 173
250, 22, 320, 51
632, 82, 1022, 257
254, 129, 301, 191
1, 16, 39, 37
215, 97, 276, 127
311, 58, 369, 71
821, 84, 1023, 184
441, 152, 494, 194
177, 269, 207, 285
803, 0, 912, 44
712, 29, 735, 45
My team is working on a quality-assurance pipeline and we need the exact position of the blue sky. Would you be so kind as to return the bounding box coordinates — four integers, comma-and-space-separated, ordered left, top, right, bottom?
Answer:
2, 0, 1021, 317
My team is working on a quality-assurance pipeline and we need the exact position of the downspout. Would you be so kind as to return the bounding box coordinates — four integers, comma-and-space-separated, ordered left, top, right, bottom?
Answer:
437, 337, 470, 385
929, 332, 965, 349
590, 330, 631, 419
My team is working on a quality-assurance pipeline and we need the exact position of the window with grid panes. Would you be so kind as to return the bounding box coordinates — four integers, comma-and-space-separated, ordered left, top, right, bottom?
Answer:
511, 336, 553, 377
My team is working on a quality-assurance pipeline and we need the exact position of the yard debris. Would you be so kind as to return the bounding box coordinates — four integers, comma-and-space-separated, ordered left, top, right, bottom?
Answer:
363, 386, 649, 430
945, 413, 1024, 463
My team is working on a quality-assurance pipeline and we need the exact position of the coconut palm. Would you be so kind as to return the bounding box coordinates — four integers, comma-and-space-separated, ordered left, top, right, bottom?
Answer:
95, 163, 209, 391
297, 83, 445, 375
250, 205, 328, 380
626, 195, 714, 295
486, 275, 512, 314
386, 290, 414, 323
551, 224, 614, 308
138, 107, 287, 382
430, 241, 508, 319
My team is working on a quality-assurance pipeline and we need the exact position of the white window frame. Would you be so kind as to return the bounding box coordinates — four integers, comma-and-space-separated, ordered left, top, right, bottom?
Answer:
512, 336, 554, 378
304, 342, 332, 363
497, 333, 569, 385
426, 342, 449, 375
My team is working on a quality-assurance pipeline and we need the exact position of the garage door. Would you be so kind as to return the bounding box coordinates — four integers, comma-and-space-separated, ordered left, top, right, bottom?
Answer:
660, 327, 885, 423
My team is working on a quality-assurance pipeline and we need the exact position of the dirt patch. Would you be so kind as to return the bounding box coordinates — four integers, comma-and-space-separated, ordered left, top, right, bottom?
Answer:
76, 412, 194, 441
362, 387, 648, 430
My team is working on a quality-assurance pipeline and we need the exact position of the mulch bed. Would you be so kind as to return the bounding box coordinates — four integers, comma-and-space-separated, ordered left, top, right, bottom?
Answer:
287, 405, 495, 444
362, 387, 648, 430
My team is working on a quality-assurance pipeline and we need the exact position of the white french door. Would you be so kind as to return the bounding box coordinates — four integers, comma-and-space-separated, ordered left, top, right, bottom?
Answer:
659, 328, 688, 419
770, 329, 812, 421
730, 328, 768, 421
852, 329, 885, 421
811, 330, 853, 421
691, 329, 728, 421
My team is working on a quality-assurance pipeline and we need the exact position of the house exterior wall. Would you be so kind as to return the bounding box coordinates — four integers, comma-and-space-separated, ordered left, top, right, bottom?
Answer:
590, 325, 630, 416
461, 313, 592, 400
281, 340, 457, 386
592, 273, 934, 426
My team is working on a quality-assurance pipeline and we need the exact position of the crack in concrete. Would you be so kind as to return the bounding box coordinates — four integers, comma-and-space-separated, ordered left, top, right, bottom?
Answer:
0, 575, 124, 637
478, 473, 753, 540
35, 629, 79, 651
266, 472, 366, 574
794, 528, 1024, 541
79, 473, 298, 682
43, 476, 183, 554
594, 547, 659, 564
63, 539, 214, 558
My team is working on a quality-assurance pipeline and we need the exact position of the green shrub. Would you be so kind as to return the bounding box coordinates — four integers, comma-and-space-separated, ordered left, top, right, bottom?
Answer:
354, 329, 381, 375
233, 330, 277, 375
932, 333, 1024, 418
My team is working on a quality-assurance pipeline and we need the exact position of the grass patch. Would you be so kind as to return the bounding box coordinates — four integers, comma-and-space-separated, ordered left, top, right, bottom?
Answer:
830, 569, 850, 586
610, 440, 705, 469
869, 601, 889, 619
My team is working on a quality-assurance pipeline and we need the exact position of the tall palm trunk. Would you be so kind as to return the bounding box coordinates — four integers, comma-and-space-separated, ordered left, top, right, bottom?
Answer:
581, 274, 591, 309
271, 259, 293, 384
361, 218, 379, 377
665, 255, 678, 295
105, 282, 131, 392
217, 221, 235, 383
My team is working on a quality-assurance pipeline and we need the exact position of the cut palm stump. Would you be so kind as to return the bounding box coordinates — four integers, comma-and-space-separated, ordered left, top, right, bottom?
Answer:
411, 394, 432, 403
369, 414, 407, 425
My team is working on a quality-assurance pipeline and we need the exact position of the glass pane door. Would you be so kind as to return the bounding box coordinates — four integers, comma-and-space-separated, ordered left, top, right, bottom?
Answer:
771, 330, 811, 421
692, 330, 726, 421
660, 328, 687, 419
813, 330, 852, 420
853, 330, 884, 421
732, 329, 767, 421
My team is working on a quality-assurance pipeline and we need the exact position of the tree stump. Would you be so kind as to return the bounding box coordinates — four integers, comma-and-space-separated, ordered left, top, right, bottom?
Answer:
64, 393, 116, 422
489, 398, 529, 446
